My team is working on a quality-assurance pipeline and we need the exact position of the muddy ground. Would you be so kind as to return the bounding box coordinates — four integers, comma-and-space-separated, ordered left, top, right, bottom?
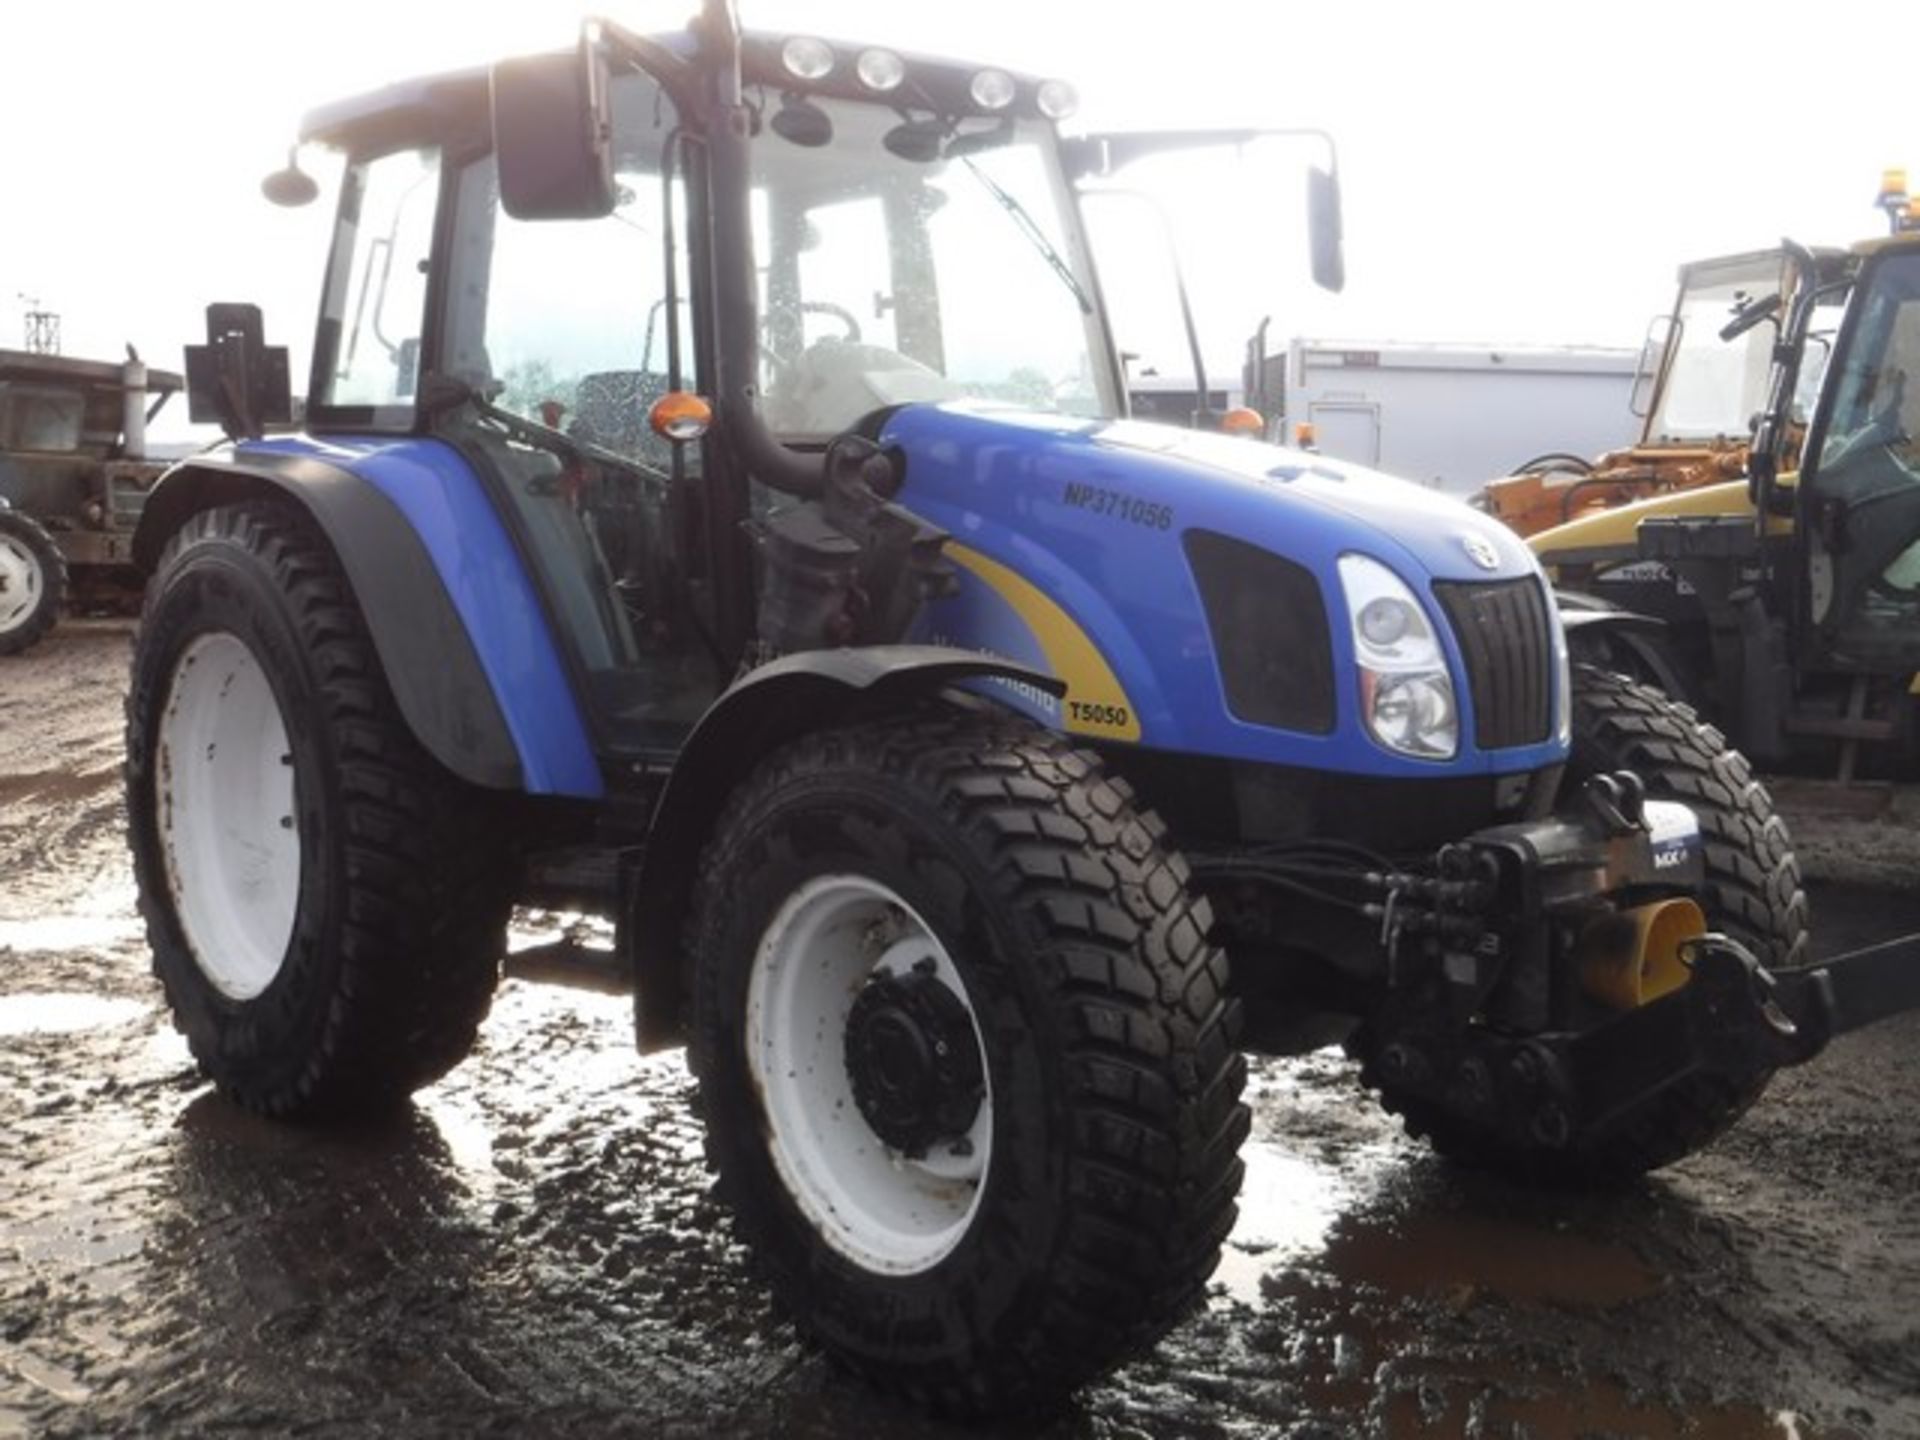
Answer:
4, 620, 1919, 1439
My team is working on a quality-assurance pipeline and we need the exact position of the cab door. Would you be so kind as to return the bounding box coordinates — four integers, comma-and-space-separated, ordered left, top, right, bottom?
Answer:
1799, 249, 1920, 670
435, 70, 723, 756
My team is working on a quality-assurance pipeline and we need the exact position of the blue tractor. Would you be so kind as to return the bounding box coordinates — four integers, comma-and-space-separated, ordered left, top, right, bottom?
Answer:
122, 3, 1911, 1415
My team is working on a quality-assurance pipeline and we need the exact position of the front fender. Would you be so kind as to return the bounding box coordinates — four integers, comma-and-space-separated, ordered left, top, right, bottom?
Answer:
629, 645, 1064, 1049
1554, 589, 1689, 701
135, 441, 594, 794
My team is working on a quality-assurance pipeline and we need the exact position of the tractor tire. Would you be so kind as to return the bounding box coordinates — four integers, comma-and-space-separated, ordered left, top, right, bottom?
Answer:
0, 508, 66, 655
686, 716, 1247, 1416
125, 500, 512, 1118
1371, 664, 1809, 1184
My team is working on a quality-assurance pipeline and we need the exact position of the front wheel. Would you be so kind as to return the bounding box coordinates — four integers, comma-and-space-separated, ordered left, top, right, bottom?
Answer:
0, 508, 66, 655
688, 716, 1246, 1414
125, 501, 512, 1117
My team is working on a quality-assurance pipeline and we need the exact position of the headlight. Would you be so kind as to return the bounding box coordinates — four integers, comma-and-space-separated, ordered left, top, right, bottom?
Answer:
1339, 554, 1458, 759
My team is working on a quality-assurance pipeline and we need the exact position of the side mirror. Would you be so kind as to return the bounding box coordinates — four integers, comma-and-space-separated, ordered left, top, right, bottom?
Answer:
491, 37, 615, 221
1308, 166, 1345, 293
184, 303, 292, 442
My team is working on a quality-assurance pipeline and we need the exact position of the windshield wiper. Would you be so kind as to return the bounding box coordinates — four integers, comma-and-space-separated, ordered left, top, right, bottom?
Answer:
960, 156, 1092, 315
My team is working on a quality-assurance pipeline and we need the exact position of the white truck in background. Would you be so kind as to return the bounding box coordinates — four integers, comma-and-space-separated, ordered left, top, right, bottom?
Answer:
1268, 339, 1638, 495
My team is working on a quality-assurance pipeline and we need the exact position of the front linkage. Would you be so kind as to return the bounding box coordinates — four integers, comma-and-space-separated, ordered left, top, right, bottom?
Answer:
1333, 773, 1920, 1158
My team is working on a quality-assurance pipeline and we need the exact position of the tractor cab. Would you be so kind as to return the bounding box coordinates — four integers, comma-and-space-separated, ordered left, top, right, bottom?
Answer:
234, 24, 1339, 765
1795, 237, 1920, 670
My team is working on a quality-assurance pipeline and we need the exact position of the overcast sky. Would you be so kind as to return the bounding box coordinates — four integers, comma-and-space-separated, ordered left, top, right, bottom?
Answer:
1, 0, 1910, 421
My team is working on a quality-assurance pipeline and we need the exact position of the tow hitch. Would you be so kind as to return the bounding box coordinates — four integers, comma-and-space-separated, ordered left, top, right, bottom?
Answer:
1569, 928, 1920, 1129
1372, 923, 1920, 1155
1346, 773, 1920, 1154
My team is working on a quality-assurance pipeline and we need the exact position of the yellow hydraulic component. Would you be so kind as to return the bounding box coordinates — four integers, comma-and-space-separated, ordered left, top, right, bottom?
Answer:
1480, 442, 1752, 539
1577, 897, 1708, 1011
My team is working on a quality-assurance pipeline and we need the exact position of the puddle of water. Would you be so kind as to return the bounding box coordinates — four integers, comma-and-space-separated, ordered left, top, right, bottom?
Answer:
1480, 1376, 1816, 1440
1215, 1139, 1353, 1304
0, 993, 148, 1038
5, 1350, 91, 1405
1321, 1208, 1664, 1309
0, 877, 143, 956
0, 913, 144, 955
1256, 1269, 1821, 1440
6, 1210, 145, 1274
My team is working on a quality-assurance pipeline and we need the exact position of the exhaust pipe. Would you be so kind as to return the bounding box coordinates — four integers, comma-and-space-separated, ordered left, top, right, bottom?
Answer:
121, 350, 148, 461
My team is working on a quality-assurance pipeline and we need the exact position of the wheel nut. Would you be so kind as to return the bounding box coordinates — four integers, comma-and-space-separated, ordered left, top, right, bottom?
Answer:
1531, 1102, 1571, 1148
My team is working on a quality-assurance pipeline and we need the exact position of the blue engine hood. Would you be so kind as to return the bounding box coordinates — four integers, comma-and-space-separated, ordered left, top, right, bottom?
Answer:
880, 403, 1538, 586
878, 401, 1566, 779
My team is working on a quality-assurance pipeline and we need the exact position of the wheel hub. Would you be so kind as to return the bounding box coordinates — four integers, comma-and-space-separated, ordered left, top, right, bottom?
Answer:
0, 535, 40, 632
157, 631, 300, 1000
844, 963, 984, 1158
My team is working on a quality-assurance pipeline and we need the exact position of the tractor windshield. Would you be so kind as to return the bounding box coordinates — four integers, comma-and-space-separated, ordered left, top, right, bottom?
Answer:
749, 96, 1114, 439
1645, 253, 1790, 444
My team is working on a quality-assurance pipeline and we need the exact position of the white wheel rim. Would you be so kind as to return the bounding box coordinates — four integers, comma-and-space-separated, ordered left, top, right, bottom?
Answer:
157, 632, 301, 1000
747, 874, 992, 1276
0, 532, 43, 634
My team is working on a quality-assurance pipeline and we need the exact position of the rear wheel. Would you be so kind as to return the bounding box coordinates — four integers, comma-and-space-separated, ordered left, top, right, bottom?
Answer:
0, 509, 65, 655
688, 716, 1246, 1414
125, 500, 512, 1117
1370, 664, 1808, 1183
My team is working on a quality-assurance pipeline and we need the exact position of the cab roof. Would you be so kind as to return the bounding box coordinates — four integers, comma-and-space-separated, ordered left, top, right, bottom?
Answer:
297, 30, 1055, 152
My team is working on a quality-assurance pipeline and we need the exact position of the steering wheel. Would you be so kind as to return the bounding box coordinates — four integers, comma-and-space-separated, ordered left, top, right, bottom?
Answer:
759, 302, 867, 402
797, 300, 862, 344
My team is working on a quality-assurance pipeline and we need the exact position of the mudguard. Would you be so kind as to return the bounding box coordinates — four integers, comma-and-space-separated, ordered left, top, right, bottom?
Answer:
629, 645, 1065, 1049
134, 440, 597, 794
1554, 589, 1689, 700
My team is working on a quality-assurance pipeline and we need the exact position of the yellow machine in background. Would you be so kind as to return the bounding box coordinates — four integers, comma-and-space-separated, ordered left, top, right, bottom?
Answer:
1535, 214, 1920, 780
1488, 171, 1920, 541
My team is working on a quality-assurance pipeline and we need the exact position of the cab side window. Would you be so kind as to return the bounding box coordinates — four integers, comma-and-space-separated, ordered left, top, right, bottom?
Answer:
318, 146, 440, 418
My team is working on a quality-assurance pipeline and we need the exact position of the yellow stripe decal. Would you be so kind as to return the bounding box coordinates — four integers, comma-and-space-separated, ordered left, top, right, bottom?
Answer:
945, 542, 1142, 742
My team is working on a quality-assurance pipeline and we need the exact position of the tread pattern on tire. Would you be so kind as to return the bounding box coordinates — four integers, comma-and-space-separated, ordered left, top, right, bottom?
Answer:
686, 713, 1248, 1415
129, 501, 510, 1117
1372, 663, 1809, 1184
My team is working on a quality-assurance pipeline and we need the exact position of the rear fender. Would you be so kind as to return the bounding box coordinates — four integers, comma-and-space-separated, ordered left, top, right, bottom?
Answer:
629, 645, 1064, 1049
134, 444, 596, 794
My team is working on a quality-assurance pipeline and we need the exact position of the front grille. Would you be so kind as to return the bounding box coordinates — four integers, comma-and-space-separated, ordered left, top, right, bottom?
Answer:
1435, 576, 1553, 750
1184, 530, 1335, 734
